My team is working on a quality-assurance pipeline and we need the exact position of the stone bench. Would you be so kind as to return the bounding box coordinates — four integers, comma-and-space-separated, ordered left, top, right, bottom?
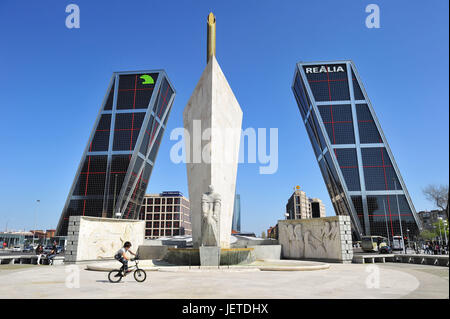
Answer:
0, 255, 64, 265
352, 254, 395, 264
394, 254, 448, 267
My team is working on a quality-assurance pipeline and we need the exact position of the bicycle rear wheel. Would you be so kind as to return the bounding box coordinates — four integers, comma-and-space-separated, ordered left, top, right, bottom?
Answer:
134, 269, 147, 282
108, 270, 123, 283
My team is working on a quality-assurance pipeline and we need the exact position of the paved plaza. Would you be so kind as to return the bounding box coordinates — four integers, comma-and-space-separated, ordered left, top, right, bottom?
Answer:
0, 262, 447, 299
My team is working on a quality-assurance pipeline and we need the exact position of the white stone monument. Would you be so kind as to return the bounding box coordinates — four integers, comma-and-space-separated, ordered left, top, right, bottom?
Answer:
65, 216, 145, 262
183, 13, 243, 248
278, 216, 353, 263
201, 185, 221, 246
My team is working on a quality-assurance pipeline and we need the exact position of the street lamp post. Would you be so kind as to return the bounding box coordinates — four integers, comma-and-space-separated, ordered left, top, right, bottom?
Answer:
437, 218, 443, 247
407, 228, 410, 252
393, 180, 405, 254
443, 220, 448, 255
382, 199, 391, 246
445, 220, 448, 241
438, 217, 446, 241
444, 220, 448, 241
438, 217, 447, 253
113, 174, 119, 218
432, 225, 440, 245
33, 200, 40, 246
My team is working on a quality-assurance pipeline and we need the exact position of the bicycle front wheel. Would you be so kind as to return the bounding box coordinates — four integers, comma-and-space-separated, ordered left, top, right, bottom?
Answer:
134, 269, 147, 282
108, 270, 123, 283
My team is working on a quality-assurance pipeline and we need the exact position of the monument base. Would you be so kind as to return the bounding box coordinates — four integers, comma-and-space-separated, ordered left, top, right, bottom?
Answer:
163, 247, 255, 266
199, 246, 221, 267
278, 216, 353, 263
65, 216, 145, 263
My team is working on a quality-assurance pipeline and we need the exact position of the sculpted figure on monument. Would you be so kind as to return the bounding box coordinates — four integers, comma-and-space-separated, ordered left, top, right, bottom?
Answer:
201, 185, 221, 246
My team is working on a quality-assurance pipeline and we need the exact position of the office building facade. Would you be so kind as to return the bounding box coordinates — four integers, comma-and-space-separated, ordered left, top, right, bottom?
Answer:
418, 210, 448, 231
286, 190, 326, 219
291, 61, 422, 239
310, 198, 326, 218
140, 191, 191, 239
0, 232, 34, 248
56, 71, 175, 236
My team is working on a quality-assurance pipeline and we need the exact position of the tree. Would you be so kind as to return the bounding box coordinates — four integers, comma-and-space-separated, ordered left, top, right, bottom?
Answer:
423, 184, 449, 214
261, 231, 266, 239
419, 229, 436, 241
419, 220, 449, 242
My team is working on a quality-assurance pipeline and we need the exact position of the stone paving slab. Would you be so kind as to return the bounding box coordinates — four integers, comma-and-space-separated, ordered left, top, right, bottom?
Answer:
0, 262, 447, 299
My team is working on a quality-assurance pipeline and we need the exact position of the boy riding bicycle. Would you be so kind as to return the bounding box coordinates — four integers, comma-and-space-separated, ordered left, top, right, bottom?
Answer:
114, 241, 136, 276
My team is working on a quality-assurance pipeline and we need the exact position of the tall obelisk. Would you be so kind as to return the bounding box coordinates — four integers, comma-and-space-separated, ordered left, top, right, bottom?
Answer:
183, 13, 243, 248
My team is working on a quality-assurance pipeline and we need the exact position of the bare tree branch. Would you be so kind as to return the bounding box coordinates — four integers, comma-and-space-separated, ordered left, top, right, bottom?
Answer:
423, 184, 449, 211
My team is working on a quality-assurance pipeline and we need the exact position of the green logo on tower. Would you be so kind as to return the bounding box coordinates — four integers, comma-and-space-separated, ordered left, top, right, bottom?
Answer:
140, 74, 154, 85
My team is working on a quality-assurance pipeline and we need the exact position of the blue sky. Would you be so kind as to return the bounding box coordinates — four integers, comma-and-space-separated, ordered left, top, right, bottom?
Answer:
0, 0, 448, 235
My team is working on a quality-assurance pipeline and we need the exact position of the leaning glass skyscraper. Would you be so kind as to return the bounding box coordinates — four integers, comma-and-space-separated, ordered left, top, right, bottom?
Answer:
56, 70, 175, 236
291, 61, 422, 240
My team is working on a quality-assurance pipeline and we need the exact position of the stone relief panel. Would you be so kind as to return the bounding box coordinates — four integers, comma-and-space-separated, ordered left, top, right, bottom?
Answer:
278, 216, 350, 262
74, 217, 145, 261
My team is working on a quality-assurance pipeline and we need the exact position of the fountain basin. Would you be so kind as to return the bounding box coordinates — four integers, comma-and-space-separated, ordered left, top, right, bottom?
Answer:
163, 247, 255, 266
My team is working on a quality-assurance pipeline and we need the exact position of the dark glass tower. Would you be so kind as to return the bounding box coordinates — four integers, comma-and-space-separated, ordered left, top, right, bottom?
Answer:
291, 61, 422, 240
232, 194, 241, 232
56, 70, 175, 236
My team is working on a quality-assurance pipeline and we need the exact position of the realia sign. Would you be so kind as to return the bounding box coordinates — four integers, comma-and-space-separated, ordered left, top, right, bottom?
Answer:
305, 65, 345, 74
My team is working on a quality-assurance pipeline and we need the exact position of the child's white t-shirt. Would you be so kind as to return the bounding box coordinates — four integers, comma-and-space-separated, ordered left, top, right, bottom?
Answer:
115, 247, 126, 258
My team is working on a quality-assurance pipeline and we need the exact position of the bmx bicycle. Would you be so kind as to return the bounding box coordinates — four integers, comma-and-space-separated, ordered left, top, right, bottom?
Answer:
108, 256, 147, 283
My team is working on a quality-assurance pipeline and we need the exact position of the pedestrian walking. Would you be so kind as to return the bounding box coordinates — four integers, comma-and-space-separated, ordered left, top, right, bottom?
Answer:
35, 244, 44, 265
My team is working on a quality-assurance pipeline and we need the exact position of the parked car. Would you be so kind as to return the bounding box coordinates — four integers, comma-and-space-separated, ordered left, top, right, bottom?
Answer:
379, 245, 392, 254
12, 246, 22, 252
22, 246, 34, 253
